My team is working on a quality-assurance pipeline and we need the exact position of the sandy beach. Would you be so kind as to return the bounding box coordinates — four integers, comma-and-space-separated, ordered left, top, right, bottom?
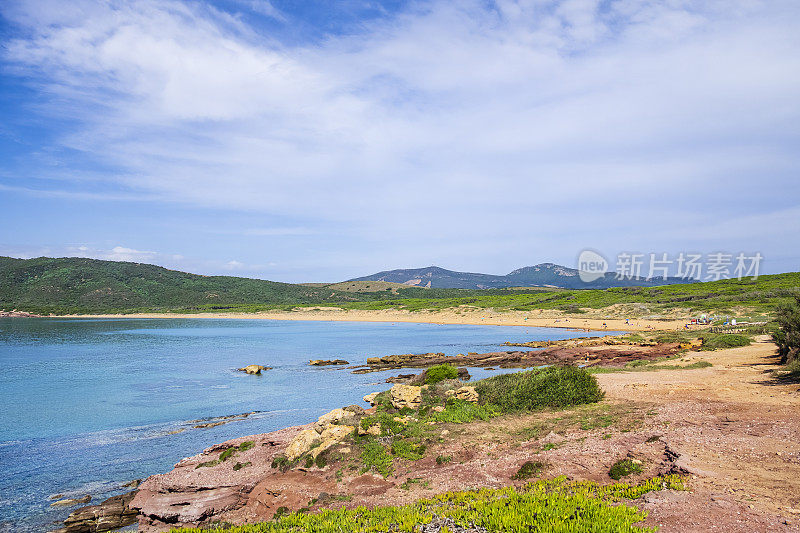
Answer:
59, 307, 696, 332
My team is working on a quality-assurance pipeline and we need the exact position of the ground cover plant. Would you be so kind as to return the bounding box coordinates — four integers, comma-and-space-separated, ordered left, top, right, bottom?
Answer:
171, 475, 685, 533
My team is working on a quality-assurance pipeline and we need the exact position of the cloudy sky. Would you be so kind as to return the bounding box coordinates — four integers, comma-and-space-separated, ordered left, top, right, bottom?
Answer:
1, 0, 798, 282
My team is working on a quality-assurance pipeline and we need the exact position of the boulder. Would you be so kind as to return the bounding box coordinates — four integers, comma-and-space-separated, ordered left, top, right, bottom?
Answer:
311, 425, 354, 459
390, 384, 423, 410
285, 429, 322, 461
238, 365, 270, 375
445, 386, 479, 403
315, 408, 348, 430
314, 406, 365, 433
309, 359, 349, 366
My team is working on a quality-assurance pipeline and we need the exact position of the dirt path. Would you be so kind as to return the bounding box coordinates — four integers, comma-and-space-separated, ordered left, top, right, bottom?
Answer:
596, 337, 800, 530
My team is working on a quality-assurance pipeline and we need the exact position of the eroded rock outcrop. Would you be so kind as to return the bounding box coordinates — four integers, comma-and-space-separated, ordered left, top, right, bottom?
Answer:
285, 405, 365, 460
390, 384, 423, 410
446, 386, 479, 403
50, 492, 136, 533
309, 359, 349, 366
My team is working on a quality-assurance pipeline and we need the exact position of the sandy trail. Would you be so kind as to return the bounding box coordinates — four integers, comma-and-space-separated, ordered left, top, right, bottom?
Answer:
60, 308, 695, 332
594, 337, 800, 530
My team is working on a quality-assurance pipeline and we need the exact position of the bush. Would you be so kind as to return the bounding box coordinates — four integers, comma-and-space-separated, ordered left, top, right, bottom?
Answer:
474, 366, 604, 412
608, 459, 643, 480
424, 364, 459, 384
512, 460, 546, 480
699, 333, 751, 351
775, 296, 800, 363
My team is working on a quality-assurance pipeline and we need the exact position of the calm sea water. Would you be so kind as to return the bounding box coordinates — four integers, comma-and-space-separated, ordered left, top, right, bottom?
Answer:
0, 318, 618, 532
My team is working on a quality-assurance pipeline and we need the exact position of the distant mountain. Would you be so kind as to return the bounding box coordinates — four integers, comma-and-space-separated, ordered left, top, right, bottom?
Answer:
350, 263, 692, 289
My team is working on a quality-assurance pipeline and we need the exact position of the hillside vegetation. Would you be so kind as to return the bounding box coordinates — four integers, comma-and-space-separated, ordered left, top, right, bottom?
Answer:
0, 257, 372, 314
0, 256, 798, 317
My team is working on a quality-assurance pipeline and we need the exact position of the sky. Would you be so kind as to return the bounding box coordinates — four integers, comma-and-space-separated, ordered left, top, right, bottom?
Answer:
0, 0, 799, 283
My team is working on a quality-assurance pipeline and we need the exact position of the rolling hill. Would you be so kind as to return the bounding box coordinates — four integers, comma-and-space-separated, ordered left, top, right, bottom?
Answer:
0, 256, 368, 314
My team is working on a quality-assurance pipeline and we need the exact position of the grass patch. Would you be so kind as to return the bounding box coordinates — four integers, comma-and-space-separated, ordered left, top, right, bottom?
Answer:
609, 459, 643, 480
515, 403, 646, 440
432, 399, 499, 423
475, 366, 604, 412
172, 475, 685, 533
196, 441, 255, 469
391, 439, 427, 461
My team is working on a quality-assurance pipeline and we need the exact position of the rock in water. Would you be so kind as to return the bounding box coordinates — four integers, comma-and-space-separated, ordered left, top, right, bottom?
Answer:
309, 359, 349, 366
238, 364, 271, 375
50, 495, 91, 507
50, 491, 137, 533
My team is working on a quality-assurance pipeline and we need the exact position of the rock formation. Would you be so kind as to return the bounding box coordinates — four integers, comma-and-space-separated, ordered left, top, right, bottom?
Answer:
309, 359, 349, 366
238, 365, 271, 375
50, 491, 137, 533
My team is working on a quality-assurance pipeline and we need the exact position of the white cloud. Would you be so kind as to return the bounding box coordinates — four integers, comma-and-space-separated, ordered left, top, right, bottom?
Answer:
106, 246, 158, 262
2, 0, 800, 275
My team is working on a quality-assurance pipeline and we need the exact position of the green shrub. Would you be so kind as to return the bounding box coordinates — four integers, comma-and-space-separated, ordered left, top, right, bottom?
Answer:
436, 455, 452, 465
512, 460, 546, 480
474, 366, 604, 413
219, 447, 237, 462
609, 459, 643, 480
314, 453, 327, 469
425, 364, 459, 384
775, 296, 800, 363
271, 455, 293, 472
699, 333, 751, 351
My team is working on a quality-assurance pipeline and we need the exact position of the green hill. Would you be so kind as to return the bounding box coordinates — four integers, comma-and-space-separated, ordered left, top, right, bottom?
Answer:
0, 256, 368, 314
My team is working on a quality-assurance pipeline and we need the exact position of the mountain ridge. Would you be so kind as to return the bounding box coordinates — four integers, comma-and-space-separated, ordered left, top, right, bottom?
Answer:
350, 263, 691, 289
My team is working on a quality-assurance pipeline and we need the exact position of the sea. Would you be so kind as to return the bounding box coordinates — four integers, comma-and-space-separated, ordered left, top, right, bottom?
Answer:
0, 317, 619, 532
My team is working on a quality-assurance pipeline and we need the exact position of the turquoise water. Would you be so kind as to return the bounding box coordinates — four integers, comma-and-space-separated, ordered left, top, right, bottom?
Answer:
0, 318, 619, 531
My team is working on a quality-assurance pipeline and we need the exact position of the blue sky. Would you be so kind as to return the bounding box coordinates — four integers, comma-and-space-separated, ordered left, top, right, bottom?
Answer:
1, 0, 799, 283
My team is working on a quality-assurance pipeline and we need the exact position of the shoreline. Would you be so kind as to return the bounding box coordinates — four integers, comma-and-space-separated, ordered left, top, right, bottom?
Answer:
54, 308, 694, 332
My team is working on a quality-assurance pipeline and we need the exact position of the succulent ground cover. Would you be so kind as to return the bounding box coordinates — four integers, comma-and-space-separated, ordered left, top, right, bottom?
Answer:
172, 475, 685, 533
